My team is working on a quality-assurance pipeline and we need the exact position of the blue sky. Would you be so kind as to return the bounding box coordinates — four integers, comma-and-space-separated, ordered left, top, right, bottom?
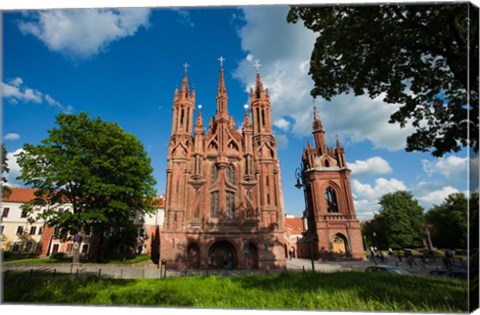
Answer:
1, 4, 474, 220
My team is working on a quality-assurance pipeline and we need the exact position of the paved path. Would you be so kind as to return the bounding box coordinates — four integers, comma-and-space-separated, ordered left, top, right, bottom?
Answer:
2, 256, 448, 279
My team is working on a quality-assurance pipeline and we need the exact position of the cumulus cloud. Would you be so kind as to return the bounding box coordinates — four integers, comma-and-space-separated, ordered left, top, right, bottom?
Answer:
4, 133, 21, 141
351, 177, 407, 219
3, 148, 26, 188
2, 77, 74, 113
273, 118, 291, 131
422, 155, 468, 180
18, 8, 151, 59
234, 6, 416, 151
418, 186, 460, 207
348, 156, 392, 177
1, 77, 42, 104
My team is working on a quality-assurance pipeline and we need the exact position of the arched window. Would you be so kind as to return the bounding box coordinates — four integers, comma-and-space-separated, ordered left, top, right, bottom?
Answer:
324, 160, 330, 167
325, 187, 339, 213
226, 192, 235, 219
211, 164, 217, 183
211, 191, 219, 218
227, 165, 235, 184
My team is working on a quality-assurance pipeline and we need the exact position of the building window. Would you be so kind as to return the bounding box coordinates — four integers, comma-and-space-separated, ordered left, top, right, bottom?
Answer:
29, 226, 37, 235
227, 165, 235, 184
226, 192, 235, 219
25, 241, 33, 252
52, 244, 60, 253
12, 242, 21, 252
0, 225, 4, 235
2, 207, 9, 218
211, 164, 217, 183
38, 227, 43, 235
16, 226, 24, 235
325, 187, 339, 213
139, 228, 146, 238
210, 191, 219, 218
66, 244, 73, 253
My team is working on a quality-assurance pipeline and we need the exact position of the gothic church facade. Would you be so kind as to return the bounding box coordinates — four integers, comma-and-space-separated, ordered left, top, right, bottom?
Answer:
160, 63, 287, 270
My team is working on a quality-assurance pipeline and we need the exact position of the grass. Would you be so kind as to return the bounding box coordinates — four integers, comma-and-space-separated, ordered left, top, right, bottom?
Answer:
2, 271, 468, 312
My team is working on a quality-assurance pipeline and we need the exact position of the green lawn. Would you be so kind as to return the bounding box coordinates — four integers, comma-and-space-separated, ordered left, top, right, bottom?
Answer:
3, 271, 467, 312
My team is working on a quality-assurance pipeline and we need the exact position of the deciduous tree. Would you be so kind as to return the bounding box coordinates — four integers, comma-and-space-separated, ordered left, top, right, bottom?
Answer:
16, 113, 157, 260
425, 192, 468, 249
287, 4, 478, 157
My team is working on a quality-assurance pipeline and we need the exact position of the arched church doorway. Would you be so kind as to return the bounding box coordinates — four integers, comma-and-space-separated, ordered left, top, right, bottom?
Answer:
332, 233, 348, 256
187, 243, 201, 269
208, 240, 237, 269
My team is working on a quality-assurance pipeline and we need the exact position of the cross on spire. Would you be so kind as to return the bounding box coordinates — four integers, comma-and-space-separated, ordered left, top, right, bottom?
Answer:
218, 56, 225, 67
254, 59, 261, 72
183, 62, 189, 73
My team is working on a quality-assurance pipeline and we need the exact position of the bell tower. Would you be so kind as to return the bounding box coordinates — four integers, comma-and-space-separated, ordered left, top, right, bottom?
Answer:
300, 107, 364, 260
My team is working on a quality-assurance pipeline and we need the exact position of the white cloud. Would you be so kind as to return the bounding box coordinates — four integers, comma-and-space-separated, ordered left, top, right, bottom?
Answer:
1, 80, 43, 104
351, 177, 407, 219
418, 186, 460, 207
274, 133, 289, 150
4, 148, 26, 188
234, 6, 416, 152
348, 156, 392, 177
173, 9, 195, 27
4, 133, 20, 141
422, 155, 468, 180
18, 8, 151, 59
2, 77, 74, 113
273, 118, 291, 131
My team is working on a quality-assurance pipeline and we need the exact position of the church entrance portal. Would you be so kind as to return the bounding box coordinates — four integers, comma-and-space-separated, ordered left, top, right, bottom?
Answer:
332, 233, 348, 256
208, 241, 237, 269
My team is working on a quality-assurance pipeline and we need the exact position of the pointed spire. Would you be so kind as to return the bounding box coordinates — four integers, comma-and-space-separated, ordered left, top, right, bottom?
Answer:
243, 105, 252, 128
195, 105, 204, 129
180, 72, 190, 96
254, 72, 264, 97
216, 56, 229, 120
217, 59, 227, 95
336, 135, 341, 148
312, 105, 323, 132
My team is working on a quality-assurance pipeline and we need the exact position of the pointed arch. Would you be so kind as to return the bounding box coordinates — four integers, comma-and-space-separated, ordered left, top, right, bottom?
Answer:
325, 187, 339, 213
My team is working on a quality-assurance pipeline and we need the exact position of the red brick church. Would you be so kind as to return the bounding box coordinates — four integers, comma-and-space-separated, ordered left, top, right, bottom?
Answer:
160, 60, 287, 270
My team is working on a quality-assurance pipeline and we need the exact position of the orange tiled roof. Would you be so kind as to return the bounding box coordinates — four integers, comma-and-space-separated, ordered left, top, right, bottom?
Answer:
2, 187, 37, 203
285, 217, 304, 235
3, 187, 165, 208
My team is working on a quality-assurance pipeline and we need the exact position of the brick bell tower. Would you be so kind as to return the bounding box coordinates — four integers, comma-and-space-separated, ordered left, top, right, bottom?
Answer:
299, 107, 364, 260
161, 59, 286, 270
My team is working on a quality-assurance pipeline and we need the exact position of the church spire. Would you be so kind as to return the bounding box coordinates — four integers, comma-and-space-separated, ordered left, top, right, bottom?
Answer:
312, 105, 326, 154
216, 56, 229, 120
194, 105, 204, 133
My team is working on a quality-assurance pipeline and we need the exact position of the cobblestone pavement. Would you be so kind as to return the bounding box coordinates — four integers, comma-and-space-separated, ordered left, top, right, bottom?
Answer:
2, 256, 453, 279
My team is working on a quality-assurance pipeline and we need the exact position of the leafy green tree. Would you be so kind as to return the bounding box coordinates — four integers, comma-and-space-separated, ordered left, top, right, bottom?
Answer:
16, 113, 157, 260
375, 191, 425, 249
425, 192, 468, 249
1, 144, 11, 198
287, 4, 478, 157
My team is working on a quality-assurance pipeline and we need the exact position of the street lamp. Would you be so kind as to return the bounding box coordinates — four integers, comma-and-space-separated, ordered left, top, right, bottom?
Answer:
294, 165, 318, 272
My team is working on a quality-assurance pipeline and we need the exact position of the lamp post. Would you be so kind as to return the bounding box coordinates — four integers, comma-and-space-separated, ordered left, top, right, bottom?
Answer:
295, 166, 318, 272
